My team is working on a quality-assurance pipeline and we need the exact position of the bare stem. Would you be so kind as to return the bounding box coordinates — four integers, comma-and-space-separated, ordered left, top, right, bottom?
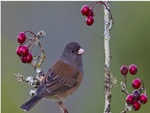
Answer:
121, 103, 132, 113
30, 31, 46, 72
120, 77, 131, 113
121, 77, 129, 96
57, 102, 69, 113
103, 1, 114, 113
36, 41, 46, 68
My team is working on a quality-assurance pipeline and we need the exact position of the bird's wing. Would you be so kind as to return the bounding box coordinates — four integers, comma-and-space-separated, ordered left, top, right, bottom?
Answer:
36, 60, 80, 96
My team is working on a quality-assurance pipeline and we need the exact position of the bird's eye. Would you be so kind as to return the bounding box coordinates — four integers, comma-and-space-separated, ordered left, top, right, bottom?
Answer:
71, 50, 75, 53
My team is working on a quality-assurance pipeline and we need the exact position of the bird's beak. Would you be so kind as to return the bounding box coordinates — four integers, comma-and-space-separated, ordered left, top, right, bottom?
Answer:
78, 48, 84, 54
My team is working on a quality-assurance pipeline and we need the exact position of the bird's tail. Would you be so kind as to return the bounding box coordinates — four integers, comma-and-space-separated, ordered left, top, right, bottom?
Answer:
20, 95, 43, 111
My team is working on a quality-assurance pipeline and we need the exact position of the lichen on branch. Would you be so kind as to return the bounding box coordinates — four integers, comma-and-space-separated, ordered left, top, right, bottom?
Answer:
103, 1, 114, 113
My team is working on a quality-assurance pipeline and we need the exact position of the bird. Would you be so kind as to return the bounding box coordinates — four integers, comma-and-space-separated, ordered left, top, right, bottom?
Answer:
20, 42, 84, 112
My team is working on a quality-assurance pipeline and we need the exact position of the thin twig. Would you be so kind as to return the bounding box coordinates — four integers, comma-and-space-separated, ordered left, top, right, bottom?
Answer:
57, 102, 69, 113
30, 31, 46, 72
121, 77, 129, 96
121, 103, 132, 113
120, 77, 131, 113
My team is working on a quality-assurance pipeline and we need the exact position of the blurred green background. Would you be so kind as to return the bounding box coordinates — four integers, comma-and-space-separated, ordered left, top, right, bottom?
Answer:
2, 1, 150, 113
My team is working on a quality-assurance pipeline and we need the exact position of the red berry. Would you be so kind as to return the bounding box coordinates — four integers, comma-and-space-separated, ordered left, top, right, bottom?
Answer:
129, 64, 138, 75
126, 94, 134, 105
16, 45, 23, 57
21, 53, 33, 63
17, 32, 26, 44
132, 90, 141, 102
81, 5, 90, 16
132, 101, 141, 111
21, 46, 29, 56
86, 16, 94, 26
120, 65, 128, 75
132, 78, 141, 89
87, 8, 94, 17
26, 53, 33, 63
21, 56, 28, 63
139, 94, 148, 104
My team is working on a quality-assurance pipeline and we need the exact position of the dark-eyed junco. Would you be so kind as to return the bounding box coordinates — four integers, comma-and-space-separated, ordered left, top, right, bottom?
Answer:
20, 42, 84, 112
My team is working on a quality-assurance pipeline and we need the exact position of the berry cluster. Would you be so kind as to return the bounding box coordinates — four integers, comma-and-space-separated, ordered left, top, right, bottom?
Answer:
16, 31, 34, 63
120, 64, 148, 111
126, 79, 148, 111
120, 64, 138, 76
81, 5, 94, 26
81, 2, 103, 26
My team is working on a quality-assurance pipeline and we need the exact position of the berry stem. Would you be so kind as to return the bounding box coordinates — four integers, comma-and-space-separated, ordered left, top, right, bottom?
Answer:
141, 79, 145, 88
144, 87, 146, 94
25, 31, 46, 71
138, 80, 146, 94
30, 40, 46, 71
24, 30, 36, 37
23, 38, 32, 45
29, 41, 35, 53
88, 1, 103, 17
36, 41, 46, 69
89, 2, 98, 8
121, 78, 129, 96
29, 37, 46, 70
94, 3, 102, 17
27, 39, 34, 49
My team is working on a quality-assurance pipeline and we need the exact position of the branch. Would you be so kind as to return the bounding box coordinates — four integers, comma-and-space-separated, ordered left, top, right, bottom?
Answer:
103, 1, 114, 113
120, 78, 146, 113
57, 102, 69, 113
14, 30, 46, 96
120, 78, 131, 113
121, 103, 132, 113
30, 31, 46, 72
